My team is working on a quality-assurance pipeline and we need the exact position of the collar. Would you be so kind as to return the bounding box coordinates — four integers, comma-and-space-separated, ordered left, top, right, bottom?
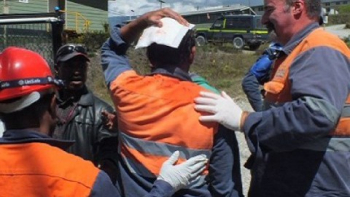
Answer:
57, 86, 94, 107
0, 129, 75, 150
150, 66, 192, 82
282, 22, 320, 55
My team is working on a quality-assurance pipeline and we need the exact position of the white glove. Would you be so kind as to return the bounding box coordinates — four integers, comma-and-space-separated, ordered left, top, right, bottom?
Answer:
158, 151, 208, 192
194, 91, 243, 131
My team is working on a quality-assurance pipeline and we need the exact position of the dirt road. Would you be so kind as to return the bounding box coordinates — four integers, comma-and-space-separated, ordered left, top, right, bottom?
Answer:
324, 24, 350, 39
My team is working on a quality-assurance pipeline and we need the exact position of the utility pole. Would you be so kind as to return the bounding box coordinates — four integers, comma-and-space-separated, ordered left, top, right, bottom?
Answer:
129, 10, 134, 20
158, 0, 165, 9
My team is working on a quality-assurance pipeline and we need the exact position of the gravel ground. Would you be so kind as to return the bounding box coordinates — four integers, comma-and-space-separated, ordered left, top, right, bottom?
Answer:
235, 99, 253, 197
324, 24, 350, 39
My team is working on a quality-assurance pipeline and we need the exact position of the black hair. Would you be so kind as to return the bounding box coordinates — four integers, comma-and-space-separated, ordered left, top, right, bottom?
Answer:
0, 93, 55, 129
146, 29, 195, 67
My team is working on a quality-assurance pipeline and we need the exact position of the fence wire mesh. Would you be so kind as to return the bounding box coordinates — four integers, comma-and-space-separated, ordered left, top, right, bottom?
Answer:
0, 23, 55, 67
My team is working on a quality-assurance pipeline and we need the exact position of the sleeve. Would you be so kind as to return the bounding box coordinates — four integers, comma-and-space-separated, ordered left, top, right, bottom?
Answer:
241, 71, 263, 112
208, 125, 243, 197
143, 180, 175, 197
243, 45, 350, 152
90, 171, 120, 197
93, 98, 119, 184
100, 24, 133, 88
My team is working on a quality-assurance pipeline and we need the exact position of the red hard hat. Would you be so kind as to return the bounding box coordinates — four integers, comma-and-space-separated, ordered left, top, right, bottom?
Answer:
0, 47, 56, 101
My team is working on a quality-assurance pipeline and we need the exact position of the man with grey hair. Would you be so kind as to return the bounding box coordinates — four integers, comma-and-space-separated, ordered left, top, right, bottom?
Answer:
195, 0, 350, 196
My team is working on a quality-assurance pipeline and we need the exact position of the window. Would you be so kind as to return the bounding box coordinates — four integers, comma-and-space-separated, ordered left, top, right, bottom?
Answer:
211, 19, 224, 29
226, 17, 251, 29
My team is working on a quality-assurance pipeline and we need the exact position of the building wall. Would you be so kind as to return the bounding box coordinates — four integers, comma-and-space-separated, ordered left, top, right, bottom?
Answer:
251, 0, 350, 15
0, 0, 107, 32
66, 1, 107, 32
1, 0, 48, 14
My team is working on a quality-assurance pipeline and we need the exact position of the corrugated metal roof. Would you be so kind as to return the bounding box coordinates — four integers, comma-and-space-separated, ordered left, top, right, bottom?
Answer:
180, 4, 252, 16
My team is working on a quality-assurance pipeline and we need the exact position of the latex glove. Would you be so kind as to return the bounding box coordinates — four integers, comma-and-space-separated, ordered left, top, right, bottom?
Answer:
194, 91, 243, 131
158, 151, 207, 192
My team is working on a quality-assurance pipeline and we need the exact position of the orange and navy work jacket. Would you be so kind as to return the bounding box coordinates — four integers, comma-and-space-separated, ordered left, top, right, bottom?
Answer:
241, 23, 350, 196
113, 70, 216, 176
241, 24, 350, 152
264, 27, 350, 139
100, 26, 242, 197
0, 130, 116, 197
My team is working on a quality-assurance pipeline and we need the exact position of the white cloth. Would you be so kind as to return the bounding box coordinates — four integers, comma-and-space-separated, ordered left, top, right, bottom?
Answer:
135, 17, 195, 49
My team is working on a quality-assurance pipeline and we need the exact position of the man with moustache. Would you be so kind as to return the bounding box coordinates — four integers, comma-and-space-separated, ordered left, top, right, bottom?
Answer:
194, 0, 350, 196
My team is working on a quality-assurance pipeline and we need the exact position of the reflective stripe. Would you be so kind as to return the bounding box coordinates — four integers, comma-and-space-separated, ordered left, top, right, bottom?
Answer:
122, 154, 207, 186
299, 137, 350, 152
341, 104, 350, 117
120, 132, 212, 159
263, 99, 283, 109
121, 155, 156, 178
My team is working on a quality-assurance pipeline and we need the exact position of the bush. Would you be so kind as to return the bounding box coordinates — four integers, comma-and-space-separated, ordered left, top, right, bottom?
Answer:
345, 22, 350, 29
67, 31, 109, 52
327, 14, 350, 25
343, 36, 350, 48
338, 5, 350, 14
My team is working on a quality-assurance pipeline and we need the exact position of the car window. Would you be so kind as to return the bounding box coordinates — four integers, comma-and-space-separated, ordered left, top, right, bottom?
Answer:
211, 18, 224, 29
226, 17, 251, 29
254, 16, 266, 29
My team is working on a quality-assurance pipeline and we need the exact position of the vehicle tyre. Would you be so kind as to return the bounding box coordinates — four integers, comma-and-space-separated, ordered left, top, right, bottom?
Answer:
196, 36, 206, 46
233, 37, 245, 49
249, 43, 261, 51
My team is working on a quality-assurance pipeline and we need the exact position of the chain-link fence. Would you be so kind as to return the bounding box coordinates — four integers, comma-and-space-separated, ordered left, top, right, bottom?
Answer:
0, 13, 64, 68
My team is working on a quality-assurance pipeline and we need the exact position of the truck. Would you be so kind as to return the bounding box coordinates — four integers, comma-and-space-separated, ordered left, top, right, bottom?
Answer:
194, 15, 269, 50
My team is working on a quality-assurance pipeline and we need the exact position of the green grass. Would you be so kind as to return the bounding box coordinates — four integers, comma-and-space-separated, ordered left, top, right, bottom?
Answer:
86, 45, 261, 106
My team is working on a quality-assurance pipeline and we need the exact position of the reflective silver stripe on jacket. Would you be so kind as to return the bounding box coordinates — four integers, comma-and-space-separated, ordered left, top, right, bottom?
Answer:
341, 104, 350, 117
119, 131, 211, 179
120, 132, 212, 159
121, 155, 207, 186
299, 137, 350, 152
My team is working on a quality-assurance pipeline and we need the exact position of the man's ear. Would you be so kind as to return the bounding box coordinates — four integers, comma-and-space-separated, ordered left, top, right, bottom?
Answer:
48, 94, 57, 119
292, 0, 304, 16
189, 46, 196, 64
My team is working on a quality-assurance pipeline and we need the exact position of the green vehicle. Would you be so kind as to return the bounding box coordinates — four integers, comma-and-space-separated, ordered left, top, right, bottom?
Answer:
195, 15, 269, 50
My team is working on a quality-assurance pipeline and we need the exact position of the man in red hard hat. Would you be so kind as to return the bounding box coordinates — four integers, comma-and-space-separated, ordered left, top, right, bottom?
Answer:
0, 47, 208, 197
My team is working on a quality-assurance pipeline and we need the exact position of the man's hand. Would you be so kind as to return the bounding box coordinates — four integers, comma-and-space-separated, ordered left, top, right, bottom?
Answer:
142, 8, 189, 28
101, 110, 118, 132
194, 91, 244, 131
158, 151, 207, 192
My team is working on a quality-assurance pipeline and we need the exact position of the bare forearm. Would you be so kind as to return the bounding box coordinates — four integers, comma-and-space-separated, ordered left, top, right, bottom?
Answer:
120, 16, 148, 44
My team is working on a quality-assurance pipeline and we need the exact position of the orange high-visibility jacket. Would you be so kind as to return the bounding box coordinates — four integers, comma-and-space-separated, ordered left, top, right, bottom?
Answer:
0, 142, 100, 197
110, 70, 217, 177
264, 27, 350, 137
